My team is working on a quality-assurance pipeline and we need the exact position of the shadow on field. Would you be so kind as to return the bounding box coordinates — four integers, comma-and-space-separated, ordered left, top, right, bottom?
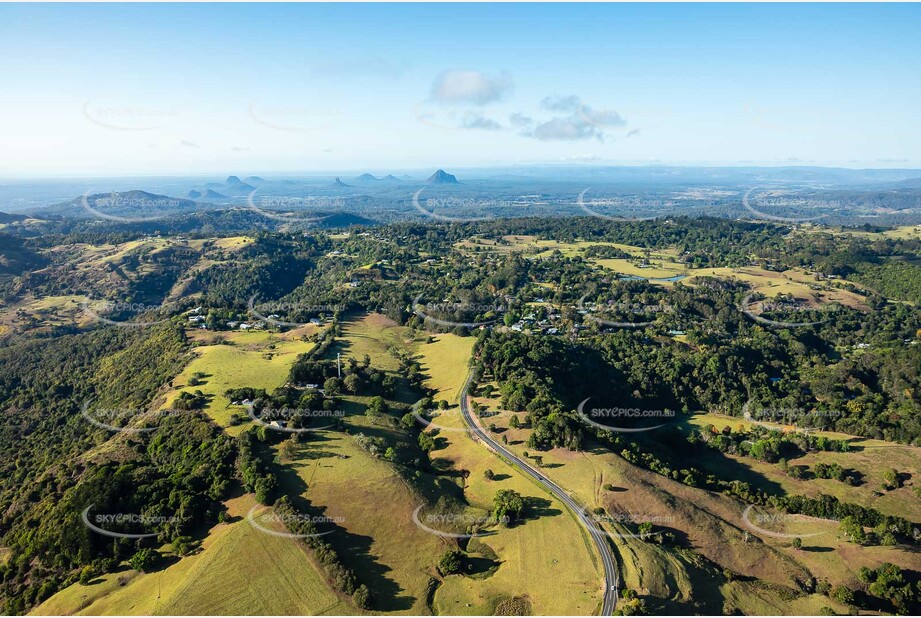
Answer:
270, 442, 413, 611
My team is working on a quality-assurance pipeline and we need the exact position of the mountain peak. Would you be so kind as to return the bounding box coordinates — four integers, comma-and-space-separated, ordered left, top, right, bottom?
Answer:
426, 169, 458, 184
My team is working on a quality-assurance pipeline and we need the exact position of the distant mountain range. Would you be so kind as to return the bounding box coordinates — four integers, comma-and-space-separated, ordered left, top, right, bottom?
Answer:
353, 173, 403, 183
189, 189, 228, 200
35, 190, 212, 220
204, 176, 256, 193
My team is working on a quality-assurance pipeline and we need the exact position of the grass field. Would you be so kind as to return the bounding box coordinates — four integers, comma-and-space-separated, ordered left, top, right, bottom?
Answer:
825, 224, 921, 241
290, 318, 603, 615
686, 267, 869, 309
415, 333, 475, 405
32, 495, 351, 616
425, 403, 605, 616
682, 413, 921, 522
472, 395, 903, 614
280, 429, 446, 615
281, 314, 448, 614
455, 234, 871, 311
413, 335, 605, 615
161, 328, 320, 430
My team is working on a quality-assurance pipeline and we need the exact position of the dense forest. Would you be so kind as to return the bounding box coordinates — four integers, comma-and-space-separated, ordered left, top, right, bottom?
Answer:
1, 215, 920, 613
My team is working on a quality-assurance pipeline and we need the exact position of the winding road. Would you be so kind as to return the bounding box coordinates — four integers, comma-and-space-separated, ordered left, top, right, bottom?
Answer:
458, 372, 619, 615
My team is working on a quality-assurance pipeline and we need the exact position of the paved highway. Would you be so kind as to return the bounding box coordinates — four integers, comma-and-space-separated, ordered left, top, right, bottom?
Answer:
458, 372, 619, 615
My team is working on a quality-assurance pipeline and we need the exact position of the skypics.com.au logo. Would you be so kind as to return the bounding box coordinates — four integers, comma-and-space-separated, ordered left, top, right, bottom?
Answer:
81, 403, 186, 434
577, 189, 661, 222
81, 190, 180, 223
411, 505, 504, 539
82, 505, 181, 539
246, 190, 340, 224
739, 293, 838, 329
82, 101, 177, 132
742, 505, 832, 539
741, 401, 845, 429
246, 406, 346, 434
578, 296, 679, 329
577, 399, 676, 433
412, 189, 515, 222
411, 294, 504, 329
82, 298, 180, 328
741, 187, 831, 223
246, 506, 344, 539
248, 101, 337, 133
590, 512, 677, 540
247, 295, 343, 328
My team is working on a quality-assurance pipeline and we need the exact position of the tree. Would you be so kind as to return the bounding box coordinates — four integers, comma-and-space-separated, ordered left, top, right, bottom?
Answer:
840, 516, 867, 545
438, 549, 464, 575
78, 566, 95, 585
831, 585, 854, 606
323, 377, 342, 395
343, 373, 361, 394
792, 537, 802, 550
883, 468, 900, 490
255, 475, 277, 505
418, 432, 436, 452
352, 584, 371, 609
366, 396, 388, 417
484, 469, 495, 480
509, 414, 520, 429
493, 489, 525, 525
129, 548, 157, 573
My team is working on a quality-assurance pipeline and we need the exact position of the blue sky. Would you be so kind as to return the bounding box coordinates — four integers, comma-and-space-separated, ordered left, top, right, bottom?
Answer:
1, 2, 919, 176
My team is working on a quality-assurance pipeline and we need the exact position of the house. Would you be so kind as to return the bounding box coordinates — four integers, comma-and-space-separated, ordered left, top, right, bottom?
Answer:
269, 420, 285, 428
305, 384, 319, 390
241, 399, 253, 406
239, 323, 253, 330
547, 327, 559, 335
310, 318, 322, 325
668, 330, 686, 336
510, 323, 523, 332
227, 321, 239, 328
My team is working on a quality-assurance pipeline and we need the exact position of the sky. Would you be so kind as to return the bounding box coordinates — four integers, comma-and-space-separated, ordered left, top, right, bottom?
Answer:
1, 2, 920, 177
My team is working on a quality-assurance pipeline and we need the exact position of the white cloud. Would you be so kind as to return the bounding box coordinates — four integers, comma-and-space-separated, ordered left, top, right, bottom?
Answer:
509, 112, 533, 127
522, 95, 626, 141
529, 117, 600, 141
430, 70, 512, 105
461, 114, 502, 130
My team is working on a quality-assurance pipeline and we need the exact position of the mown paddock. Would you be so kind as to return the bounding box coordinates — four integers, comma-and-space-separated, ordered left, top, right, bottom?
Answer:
31, 495, 351, 616
279, 313, 448, 614
161, 328, 320, 430
416, 334, 605, 615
